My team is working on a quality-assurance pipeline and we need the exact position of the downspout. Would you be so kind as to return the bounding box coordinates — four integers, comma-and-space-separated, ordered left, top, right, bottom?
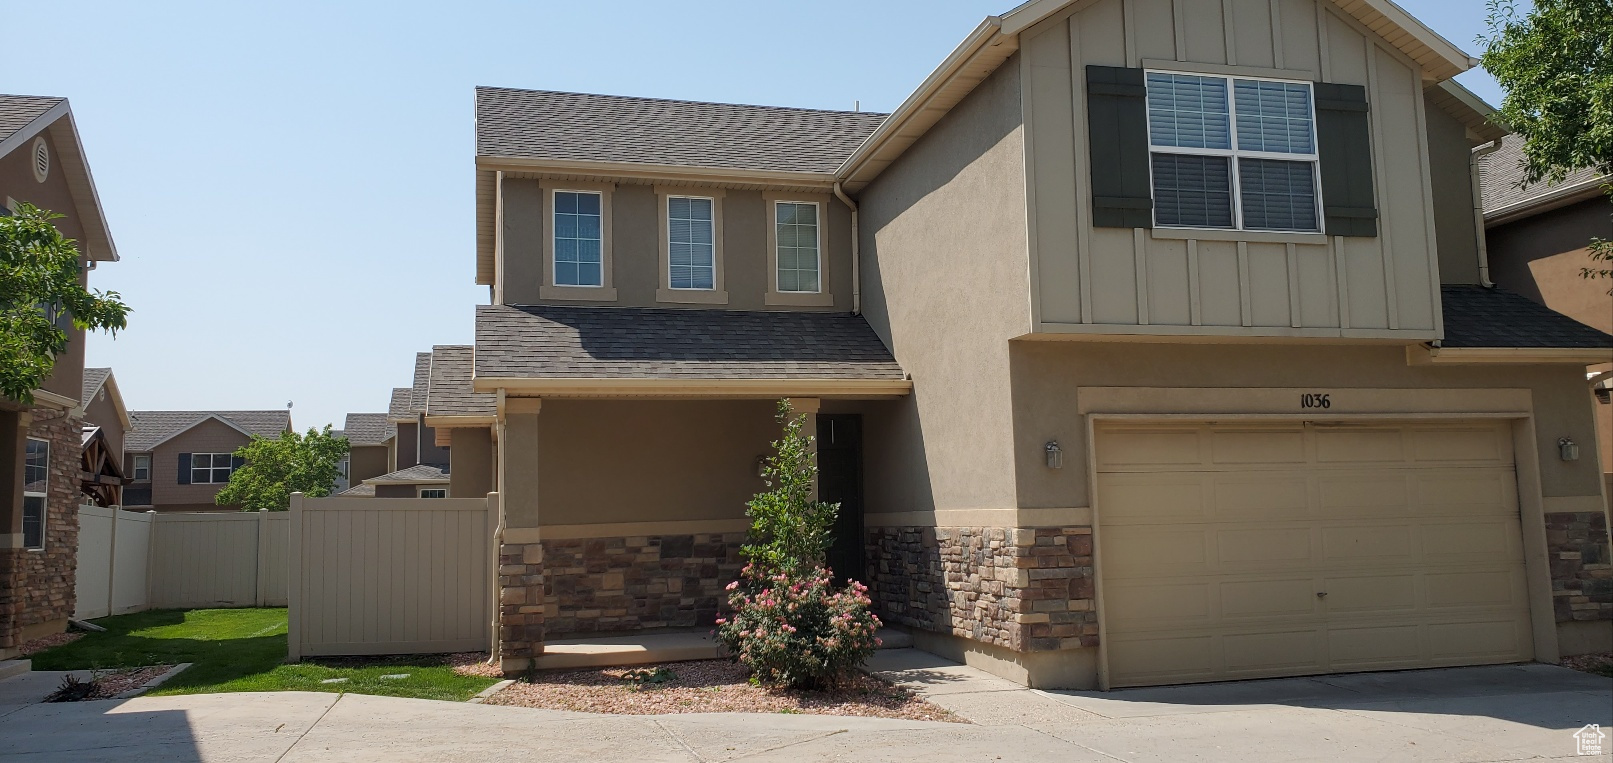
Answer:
1471, 140, 1502, 288
833, 181, 860, 314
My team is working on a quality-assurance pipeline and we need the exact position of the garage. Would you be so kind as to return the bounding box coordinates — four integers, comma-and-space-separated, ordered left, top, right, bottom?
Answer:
1095, 419, 1534, 688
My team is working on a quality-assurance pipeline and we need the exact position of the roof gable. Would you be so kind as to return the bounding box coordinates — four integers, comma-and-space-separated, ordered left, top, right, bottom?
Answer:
388, 387, 413, 421
0, 94, 117, 262
342, 412, 395, 446
126, 410, 292, 452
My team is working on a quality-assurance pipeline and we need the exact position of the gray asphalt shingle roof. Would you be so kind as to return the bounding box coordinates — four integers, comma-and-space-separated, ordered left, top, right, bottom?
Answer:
366, 464, 448, 484
0, 94, 63, 144
410, 352, 431, 413
342, 413, 395, 447
474, 87, 887, 174
388, 387, 412, 419
338, 483, 375, 497
475, 305, 904, 380
1441, 285, 1613, 349
81, 367, 111, 405
126, 410, 291, 452
427, 345, 496, 418
1479, 135, 1608, 215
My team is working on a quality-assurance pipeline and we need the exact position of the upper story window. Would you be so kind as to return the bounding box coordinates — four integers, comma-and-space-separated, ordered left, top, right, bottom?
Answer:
132, 454, 151, 481
189, 452, 236, 484
553, 190, 604, 287
24, 438, 48, 550
1145, 71, 1320, 233
774, 202, 821, 293
667, 196, 716, 290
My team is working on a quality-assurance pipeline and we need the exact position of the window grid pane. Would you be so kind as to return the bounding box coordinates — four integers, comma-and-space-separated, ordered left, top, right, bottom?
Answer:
1150, 154, 1234, 228
775, 202, 820, 293
1238, 158, 1318, 231
22, 495, 44, 550
668, 197, 715, 290
1146, 72, 1231, 150
24, 439, 47, 493
1233, 80, 1314, 154
554, 191, 604, 287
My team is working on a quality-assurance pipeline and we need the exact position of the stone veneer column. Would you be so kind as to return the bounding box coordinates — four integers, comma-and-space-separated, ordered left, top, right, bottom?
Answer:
496, 396, 545, 672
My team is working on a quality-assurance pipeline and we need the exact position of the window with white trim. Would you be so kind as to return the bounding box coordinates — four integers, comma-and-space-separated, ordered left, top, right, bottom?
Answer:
667, 196, 715, 290
1145, 71, 1321, 232
774, 201, 821, 293
132, 454, 151, 481
419, 488, 447, 499
191, 453, 236, 484
23, 438, 48, 550
553, 190, 604, 287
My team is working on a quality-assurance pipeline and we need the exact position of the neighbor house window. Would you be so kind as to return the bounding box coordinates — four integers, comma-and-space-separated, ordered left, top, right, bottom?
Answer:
1145, 71, 1320, 232
132, 454, 151, 481
23, 438, 48, 550
667, 196, 716, 290
419, 488, 447, 498
774, 202, 821, 293
552, 190, 604, 287
191, 453, 236, 484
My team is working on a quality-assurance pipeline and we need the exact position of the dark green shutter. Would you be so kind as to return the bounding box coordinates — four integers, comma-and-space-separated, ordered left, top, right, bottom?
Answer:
177, 453, 192, 484
1086, 65, 1153, 228
1314, 82, 1378, 237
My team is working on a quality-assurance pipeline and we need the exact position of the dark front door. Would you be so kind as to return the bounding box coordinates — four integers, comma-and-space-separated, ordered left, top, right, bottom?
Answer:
816, 414, 864, 585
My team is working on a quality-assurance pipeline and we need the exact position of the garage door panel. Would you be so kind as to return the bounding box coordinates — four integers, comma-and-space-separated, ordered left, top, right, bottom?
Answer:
1411, 427, 1511, 464
1314, 428, 1406, 463
1107, 635, 1215, 682
1320, 524, 1414, 562
1422, 521, 1519, 560
1102, 526, 1208, 577
1223, 630, 1324, 673
1217, 527, 1314, 566
1097, 430, 1201, 468
1212, 476, 1309, 520
1317, 475, 1409, 517
1210, 429, 1307, 464
1221, 578, 1318, 618
1414, 470, 1518, 515
1424, 570, 1525, 609
1427, 620, 1528, 661
1103, 581, 1213, 627
1327, 624, 1423, 668
1096, 474, 1206, 523
1321, 574, 1418, 614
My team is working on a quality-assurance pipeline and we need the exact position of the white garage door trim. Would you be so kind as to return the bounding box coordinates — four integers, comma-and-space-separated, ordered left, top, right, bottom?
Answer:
1086, 413, 1557, 690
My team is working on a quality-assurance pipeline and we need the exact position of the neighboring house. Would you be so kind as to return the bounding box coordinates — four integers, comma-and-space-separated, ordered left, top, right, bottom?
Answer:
341, 413, 395, 487
340, 464, 450, 498
385, 353, 449, 473
466, 0, 1613, 689
122, 411, 292, 512
1479, 136, 1613, 491
423, 345, 496, 498
79, 368, 130, 507
0, 94, 120, 659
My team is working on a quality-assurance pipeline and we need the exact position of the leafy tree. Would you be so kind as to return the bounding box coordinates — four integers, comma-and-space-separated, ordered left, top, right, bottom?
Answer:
215, 426, 350, 511
0, 203, 130, 403
740, 400, 839, 577
1481, 0, 1613, 287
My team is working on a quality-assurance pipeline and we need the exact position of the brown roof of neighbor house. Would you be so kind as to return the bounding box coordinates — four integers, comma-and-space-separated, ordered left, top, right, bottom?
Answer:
475, 305, 904, 380
365, 464, 448, 484
410, 352, 432, 413
1440, 285, 1613, 349
81, 367, 112, 405
427, 345, 496, 418
0, 94, 64, 143
1479, 135, 1608, 221
474, 87, 887, 175
126, 410, 292, 451
388, 387, 412, 419
342, 413, 395, 447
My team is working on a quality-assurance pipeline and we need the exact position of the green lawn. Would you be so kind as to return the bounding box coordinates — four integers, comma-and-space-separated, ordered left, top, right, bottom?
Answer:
29, 608, 500, 702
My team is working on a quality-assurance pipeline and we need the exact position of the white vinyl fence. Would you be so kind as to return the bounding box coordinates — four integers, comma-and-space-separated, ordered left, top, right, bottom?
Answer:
74, 507, 290, 620
287, 493, 495, 660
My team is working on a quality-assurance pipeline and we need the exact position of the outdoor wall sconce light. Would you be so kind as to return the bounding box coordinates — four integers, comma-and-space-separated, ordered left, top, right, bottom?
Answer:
1045, 440, 1064, 469
1559, 437, 1580, 462
755, 455, 769, 478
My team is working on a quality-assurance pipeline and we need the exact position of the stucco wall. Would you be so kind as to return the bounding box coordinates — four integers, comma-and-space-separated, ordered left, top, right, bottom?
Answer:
394, 422, 419, 470
418, 419, 448, 467
857, 56, 1030, 516
1424, 94, 1482, 285
347, 445, 389, 485
449, 427, 494, 499
150, 419, 253, 510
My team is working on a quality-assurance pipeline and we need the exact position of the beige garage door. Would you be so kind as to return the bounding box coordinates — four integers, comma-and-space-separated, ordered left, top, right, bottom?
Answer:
1096, 420, 1533, 688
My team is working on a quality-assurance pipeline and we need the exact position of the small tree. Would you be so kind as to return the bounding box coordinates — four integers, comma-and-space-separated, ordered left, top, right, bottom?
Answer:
740, 399, 839, 577
1481, 0, 1613, 289
1, 203, 130, 403
215, 426, 350, 511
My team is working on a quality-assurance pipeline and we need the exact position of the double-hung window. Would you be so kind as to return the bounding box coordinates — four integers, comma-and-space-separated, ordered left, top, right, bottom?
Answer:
774, 202, 821, 293
132, 454, 151, 481
553, 190, 604, 287
191, 453, 236, 484
1145, 71, 1321, 232
23, 438, 48, 550
667, 196, 715, 290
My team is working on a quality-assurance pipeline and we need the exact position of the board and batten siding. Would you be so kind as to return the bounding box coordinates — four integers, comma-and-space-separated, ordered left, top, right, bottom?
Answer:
1022, 0, 1442, 338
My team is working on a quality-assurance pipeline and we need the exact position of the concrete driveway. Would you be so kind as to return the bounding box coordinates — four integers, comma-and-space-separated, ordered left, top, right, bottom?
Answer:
0, 652, 1606, 761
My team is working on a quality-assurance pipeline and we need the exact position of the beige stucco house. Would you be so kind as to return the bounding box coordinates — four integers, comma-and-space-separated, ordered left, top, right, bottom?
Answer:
459, 0, 1613, 689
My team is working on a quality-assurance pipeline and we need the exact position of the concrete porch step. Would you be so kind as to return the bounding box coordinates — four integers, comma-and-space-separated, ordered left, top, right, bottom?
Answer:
0, 660, 30, 682
531, 628, 913, 671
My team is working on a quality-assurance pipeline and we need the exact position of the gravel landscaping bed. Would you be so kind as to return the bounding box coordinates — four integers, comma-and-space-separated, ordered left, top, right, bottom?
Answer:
480, 659, 962, 721
46, 665, 176, 702
17, 631, 83, 657
1561, 652, 1613, 678
447, 652, 503, 678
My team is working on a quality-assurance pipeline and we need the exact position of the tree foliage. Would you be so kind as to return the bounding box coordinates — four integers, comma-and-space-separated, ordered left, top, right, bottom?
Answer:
740, 400, 839, 577
1481, 0, 1613, 286
0, 203, 130, 403
215, 426, 350, 511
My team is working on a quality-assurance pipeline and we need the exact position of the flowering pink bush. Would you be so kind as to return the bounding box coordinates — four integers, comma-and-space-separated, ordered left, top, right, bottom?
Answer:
715, 564, 882, 689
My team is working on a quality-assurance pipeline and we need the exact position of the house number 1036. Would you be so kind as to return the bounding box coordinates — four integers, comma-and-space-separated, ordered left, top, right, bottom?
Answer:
1301, 393, 1331, 409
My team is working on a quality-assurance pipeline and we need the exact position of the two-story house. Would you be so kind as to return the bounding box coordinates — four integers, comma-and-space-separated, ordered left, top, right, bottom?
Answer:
122, 410, 292, 512
1, 94, 121, 658
469, 1, 1613, 689
341, 350, 466, 496
341, 412, 396, 487
79, 368, 130, 507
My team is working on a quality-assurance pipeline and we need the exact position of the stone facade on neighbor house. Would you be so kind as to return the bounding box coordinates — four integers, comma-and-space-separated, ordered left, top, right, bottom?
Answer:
866, 526, 1096, 653
1547, 511, 1613, 623
0, 409, 82, 652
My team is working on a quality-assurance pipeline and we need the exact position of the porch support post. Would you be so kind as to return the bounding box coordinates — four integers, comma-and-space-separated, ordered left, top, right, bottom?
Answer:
496, 396, 545, 674
786, 398, 821, 501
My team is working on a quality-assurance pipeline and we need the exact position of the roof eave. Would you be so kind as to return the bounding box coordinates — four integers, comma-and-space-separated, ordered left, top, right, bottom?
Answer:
1484, 175, 1609, 227
1408, 345, 1613, 365
1, 102, 119, 262
473, 376, 913, 399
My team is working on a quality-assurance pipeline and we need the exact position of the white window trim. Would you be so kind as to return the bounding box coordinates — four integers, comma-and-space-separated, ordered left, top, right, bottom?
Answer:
132, 453, 151, 481
419, 487, 448, 498
656, 186, 727, 305
539, 180, 618, 302
191, 452, 236, 485
23, 438, 48, 551
765, 197, 835, 307
1144, 70, 1325, 234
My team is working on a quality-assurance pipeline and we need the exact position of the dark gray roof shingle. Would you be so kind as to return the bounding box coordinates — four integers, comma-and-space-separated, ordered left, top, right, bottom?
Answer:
427, 345, 496, 418
342, 413, 395, 447
338, 483, 375, 497
388, 387, 412, 419
1441, 285, 1613, 349
475, 305, 904, 380
81, 367, 111, 405
367, 464, 448, 484
1479, 135, 1607, 215
0, 94, 63, 144
126, 410, 291, 452
410, 352, 431, 413
475, 87, 886, 174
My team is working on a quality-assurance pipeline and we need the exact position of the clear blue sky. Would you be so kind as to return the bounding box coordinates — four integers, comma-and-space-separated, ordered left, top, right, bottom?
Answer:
4, 0, 1503, 432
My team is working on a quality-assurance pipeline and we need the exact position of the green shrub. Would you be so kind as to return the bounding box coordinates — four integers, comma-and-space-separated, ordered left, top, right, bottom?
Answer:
715, 565, 881, 690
